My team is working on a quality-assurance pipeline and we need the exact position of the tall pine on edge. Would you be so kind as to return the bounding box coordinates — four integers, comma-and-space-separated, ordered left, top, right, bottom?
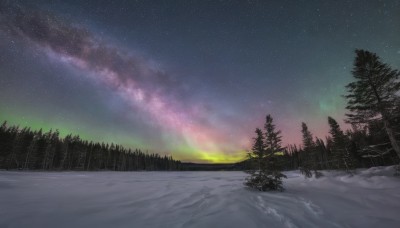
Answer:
244, 115, 286, 191
345, 50, 400, 162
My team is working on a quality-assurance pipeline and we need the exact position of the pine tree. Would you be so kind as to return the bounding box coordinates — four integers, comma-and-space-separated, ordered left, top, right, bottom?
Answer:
300, 123, 322, 178
328, 117, 355, 171
265, 115, 282, 152
316, 137, 330, 169
345, 49, 400, 161
245, 115, 286, 191
245, 128, 267, 190
263, 114, 286, 190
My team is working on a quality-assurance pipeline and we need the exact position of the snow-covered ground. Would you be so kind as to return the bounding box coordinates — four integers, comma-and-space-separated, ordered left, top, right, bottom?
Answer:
1, 167, 399, 228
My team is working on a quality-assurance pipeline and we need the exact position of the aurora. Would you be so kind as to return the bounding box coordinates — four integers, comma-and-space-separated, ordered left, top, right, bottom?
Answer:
0, 0, 399, 163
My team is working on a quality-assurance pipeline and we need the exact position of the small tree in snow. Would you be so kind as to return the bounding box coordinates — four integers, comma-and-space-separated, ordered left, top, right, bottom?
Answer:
245, 115, 286, 191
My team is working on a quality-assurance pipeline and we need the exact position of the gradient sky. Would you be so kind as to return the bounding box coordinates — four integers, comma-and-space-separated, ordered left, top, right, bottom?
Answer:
0, 0, 399, 163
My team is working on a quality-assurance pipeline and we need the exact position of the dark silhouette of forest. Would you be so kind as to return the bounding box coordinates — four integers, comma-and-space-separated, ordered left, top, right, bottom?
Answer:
0, 123, 182, 171
241, 49, 400, 182
238, 116, 400, 172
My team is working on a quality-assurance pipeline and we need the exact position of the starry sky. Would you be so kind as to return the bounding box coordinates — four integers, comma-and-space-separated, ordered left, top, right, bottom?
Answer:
0, 0, 399, 163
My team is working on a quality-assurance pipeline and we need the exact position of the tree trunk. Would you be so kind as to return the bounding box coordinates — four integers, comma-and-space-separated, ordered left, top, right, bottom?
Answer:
42, 148, 49, 170
24, 149, 31, 170
86, 147, 92, 171
61, 144, 68, 170
383, 119, 400, 161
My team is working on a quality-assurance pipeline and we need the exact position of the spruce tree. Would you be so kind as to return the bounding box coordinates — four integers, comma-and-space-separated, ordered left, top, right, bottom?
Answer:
316, 137, 330, 169
265, 115, 282, 152
345, 49, 400, 160
244, 128, 274, 191
300, 123, 322, 178
328, 117, 355, 171
264, 114, 286, 190
245, 115, 286, 191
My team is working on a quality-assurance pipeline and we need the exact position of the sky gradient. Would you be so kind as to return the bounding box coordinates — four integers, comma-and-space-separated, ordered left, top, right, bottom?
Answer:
1, 0, 399, 163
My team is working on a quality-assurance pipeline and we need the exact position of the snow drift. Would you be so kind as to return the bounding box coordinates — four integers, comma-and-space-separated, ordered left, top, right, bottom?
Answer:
1, 166, 399, 228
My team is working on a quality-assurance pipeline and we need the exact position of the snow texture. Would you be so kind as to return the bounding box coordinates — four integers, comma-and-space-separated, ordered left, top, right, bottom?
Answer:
1, 166, 400, 228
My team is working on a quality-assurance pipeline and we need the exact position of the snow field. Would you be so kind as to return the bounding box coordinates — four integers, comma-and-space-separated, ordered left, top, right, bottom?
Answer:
0, 166, 399, 228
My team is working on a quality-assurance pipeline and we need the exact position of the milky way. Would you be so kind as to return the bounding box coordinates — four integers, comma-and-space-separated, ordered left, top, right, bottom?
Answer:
1, 0, 399, 163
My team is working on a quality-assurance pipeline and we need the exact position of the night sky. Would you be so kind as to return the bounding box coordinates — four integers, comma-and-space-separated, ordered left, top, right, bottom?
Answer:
0, 0, 399, 163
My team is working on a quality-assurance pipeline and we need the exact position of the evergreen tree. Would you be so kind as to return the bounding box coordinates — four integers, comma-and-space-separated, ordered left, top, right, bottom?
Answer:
245, 115, 286, 191
265, 115, 282, 152
316, 137, 330, 170
345, 49, 400, 160
328, 117, 355, 171
263, 114, 286, 190
244, 128, 267, 190
300, 123, 322, 178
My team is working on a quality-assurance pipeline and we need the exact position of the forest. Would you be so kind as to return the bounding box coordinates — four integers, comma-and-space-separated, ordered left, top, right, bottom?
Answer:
276, 50, 400, 172
0, 124, 183, 171
243, 49, 400, 191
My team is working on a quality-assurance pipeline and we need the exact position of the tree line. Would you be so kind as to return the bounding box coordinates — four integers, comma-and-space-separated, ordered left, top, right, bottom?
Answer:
0, 124, 182, 171
245, 49, 400, 191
